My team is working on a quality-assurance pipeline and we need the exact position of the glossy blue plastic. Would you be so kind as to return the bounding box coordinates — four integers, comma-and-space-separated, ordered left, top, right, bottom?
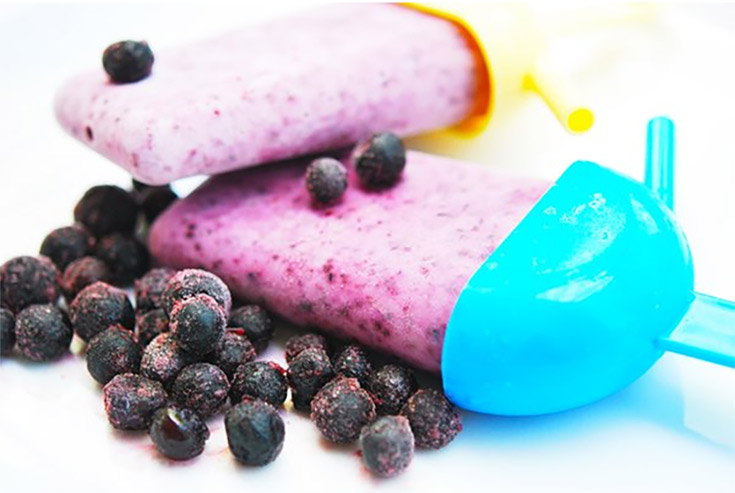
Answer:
442, 118, 734, 416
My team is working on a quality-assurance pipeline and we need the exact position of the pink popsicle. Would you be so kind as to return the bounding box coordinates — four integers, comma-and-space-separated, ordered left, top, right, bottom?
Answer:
149, 151, 548, 372
54, 5, 485, 185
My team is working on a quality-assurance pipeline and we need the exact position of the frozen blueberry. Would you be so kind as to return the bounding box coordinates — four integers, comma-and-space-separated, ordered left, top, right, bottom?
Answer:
225, 398, 285, 466
170, 294, 226, 358
310, 377, 376, 444
102, 40, 154, 84
86, 325, 142, 384
359, 415, 414, 478
95, 233, 149, 285
353, 133, 406, 188
285, 333, 328, 363
172, 363, 230, 419
136, 308, 168, 347
333, 344, 373, 386
61, 256, 112, 300
69, 282, 135, 342
228, 305, 273, 353
74, 185, 138, 238
132, 179, 149, 192
400, 389, 462, 449
135, 268, 176, 313
305, 157, 348, 204
162, 269, 232, 316
287, 347, 334, 411
149, 404, 210, 461
40, 224, 94, 271
0, 256, 60, 314
367, 364, 418, 415
14, 304, 72, 362
230, 361, 287, 408
140, 333, 190, 388
135, 185, 178, 223
212, 331, 256, 380
103, 373, 167, 430
0, 308, 15, 356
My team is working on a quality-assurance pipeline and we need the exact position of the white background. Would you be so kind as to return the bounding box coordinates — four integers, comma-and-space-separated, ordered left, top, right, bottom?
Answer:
0, 3, 733, 492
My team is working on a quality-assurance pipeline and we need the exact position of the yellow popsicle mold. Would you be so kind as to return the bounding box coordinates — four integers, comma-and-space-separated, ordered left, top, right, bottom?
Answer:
403, 3, 595, 135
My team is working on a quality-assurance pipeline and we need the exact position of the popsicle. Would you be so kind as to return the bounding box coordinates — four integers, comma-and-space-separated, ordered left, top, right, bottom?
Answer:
149, 151, 550, 371
150, 119, 735, 416
54, 4, 488, 185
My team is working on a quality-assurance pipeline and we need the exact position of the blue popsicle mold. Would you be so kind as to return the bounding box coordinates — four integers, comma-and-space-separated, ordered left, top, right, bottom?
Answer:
442, 118, 734, 415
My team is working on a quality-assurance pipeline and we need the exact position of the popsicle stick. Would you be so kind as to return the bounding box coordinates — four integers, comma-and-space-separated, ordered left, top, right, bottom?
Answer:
645, 116, 675, 210
657, 293, 735, 368
523, 66, 594, 134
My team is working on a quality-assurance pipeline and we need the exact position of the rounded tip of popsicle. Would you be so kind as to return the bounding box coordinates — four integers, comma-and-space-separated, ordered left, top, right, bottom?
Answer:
567, 107, 594, 133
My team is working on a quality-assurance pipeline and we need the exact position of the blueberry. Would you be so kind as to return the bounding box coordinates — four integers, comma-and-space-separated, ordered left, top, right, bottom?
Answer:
0, 256, 60, 314
134, 268, 176, 313
14, 304, 72, 362
170, 294, 226, 358
367, 364, 418, 415
285, 332, 328, 363
212, 331, 256, 380
230, 361, 287, 408
135, 308, 169, 348
140, 333, 191, 388
74, 185, 138, 238
149, 405, 210, 461
102, 40, 154, 84
333, 344, 373, 386
287, 347, 334, 411
40, 224, 94, 271
0, 308, 15, 356
95, 233, 149, 285
172, 363, 230, 419
61, 256, 112, 300
228, 305, 273, 353
162, 269, 232, 316
135, 185, 178, 223
359, 415, 414, 477
305, 157, 347, 204
353, 133, 406, 188
225, 398, 285, 466
131, 179, 149, 192
103, 373, 167, 431
400, 389, 462, 449
68, 282, 135, 342
310, 377, 376, 444
86, 325, 142, 384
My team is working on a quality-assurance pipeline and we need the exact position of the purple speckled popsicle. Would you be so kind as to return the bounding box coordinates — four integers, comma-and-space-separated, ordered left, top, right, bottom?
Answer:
148, 151, 548, 372
54, 5, 483, 185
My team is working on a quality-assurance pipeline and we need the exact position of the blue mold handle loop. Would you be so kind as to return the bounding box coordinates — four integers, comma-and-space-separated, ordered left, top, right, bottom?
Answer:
441, 117, 734, 416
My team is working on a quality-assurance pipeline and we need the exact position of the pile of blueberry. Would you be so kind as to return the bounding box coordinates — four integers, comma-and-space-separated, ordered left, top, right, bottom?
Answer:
0, 174, 461, 478
285, 333, 463, 477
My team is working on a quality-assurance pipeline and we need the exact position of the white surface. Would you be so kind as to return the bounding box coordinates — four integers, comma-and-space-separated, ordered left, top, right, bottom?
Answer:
1, 3, 734, 493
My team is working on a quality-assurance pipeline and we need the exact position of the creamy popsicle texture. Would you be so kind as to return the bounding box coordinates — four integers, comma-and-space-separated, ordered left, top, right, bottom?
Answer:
149, 151, 548, 372
54, 5, 484, 185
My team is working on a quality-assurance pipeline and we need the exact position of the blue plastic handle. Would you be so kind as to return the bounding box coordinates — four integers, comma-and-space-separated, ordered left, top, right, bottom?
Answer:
441, 117, 735, 416
645, 116, 675, 210
644, 117, 735, 367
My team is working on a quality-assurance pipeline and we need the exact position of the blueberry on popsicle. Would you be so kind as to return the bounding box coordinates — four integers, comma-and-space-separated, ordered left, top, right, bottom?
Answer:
305, 157, 347, 204
353, 133, 406, 188
102, 40, 154, 84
